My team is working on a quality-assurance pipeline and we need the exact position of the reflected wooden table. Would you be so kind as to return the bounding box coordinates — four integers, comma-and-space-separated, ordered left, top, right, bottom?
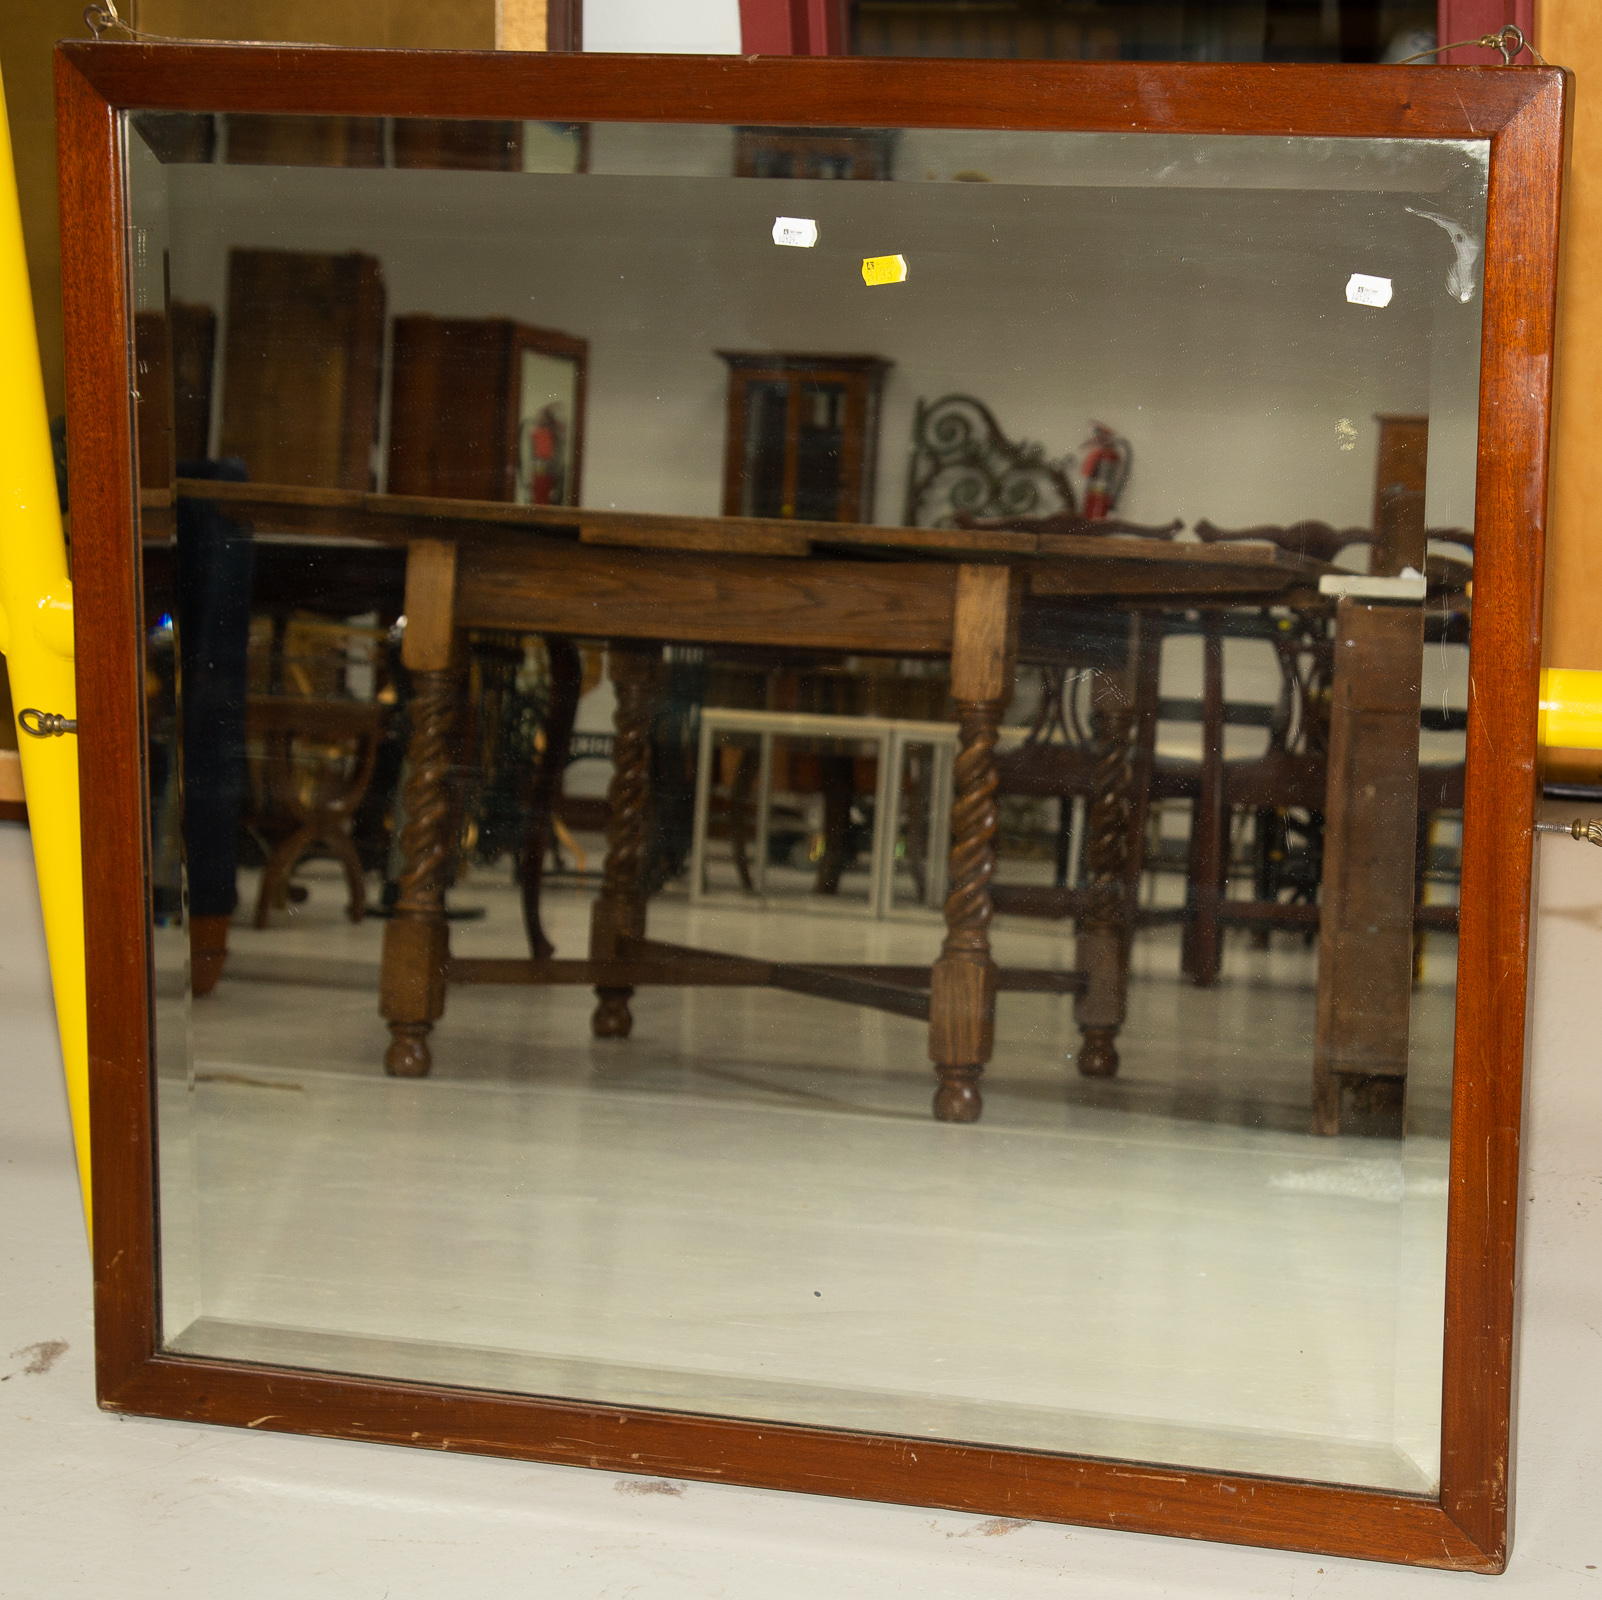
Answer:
160, 483, 1414, 1130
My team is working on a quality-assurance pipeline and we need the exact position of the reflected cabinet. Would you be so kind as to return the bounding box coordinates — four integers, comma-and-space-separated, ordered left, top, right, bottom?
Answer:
57, 43, 1565, 1572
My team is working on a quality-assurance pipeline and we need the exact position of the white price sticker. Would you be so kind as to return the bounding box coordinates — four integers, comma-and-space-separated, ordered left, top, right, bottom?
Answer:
772, 216, 819, 249
1345, 273, 1393, 308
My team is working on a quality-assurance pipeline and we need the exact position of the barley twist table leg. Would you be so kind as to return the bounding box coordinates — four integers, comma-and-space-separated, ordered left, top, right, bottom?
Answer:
929, 697, 1004, 1122
1074, 661, 1137, 1079
380, 665, 459, 1077
591, 646, 658, 1038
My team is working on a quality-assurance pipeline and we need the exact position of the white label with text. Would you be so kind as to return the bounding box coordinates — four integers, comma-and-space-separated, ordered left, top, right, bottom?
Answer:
773, 217, 819, 248
1345, 273, 1393, 308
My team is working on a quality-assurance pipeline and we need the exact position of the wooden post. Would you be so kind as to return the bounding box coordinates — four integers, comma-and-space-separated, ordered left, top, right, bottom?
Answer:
929, 564, 1019, 1122
590, 644, 659, 1038
380, 539, 459, 1077
1311, 596, 1424, 1133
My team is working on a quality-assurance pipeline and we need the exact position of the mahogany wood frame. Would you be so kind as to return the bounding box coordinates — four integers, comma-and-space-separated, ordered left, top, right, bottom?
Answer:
56, 42, 1566, 1572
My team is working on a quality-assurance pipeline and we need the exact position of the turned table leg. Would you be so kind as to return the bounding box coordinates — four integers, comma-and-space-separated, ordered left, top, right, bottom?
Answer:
591, 644, 659, 1038
929, 565, 1019, 1122
380, 540, 458, 1078
1074, 621, 1145, 1079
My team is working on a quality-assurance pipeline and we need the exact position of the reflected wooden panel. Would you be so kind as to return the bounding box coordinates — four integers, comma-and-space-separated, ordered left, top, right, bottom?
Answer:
218, 250, 385, 490
226, 113, 385, 167
388, 317, 586, 505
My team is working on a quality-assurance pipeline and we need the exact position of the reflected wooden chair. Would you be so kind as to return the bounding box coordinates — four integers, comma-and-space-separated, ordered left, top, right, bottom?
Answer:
247, 694, 387, 926
245, 611, 396, 928
1150, 604, 1335, 984
1178, 522, 1473, 973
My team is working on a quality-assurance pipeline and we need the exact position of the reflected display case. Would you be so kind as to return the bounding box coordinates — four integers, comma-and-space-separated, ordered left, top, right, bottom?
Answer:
56, 42, 1565, 1572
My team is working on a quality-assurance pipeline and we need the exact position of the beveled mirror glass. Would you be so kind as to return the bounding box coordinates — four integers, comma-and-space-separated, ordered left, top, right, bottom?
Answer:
129, 110, 1483, 1494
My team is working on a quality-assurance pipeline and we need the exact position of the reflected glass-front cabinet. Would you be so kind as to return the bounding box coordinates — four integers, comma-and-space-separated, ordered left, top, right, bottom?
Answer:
719, 352, 888, 522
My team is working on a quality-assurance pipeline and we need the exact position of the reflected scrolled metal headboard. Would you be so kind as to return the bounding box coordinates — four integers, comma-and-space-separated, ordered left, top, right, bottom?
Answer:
903, 394, 1077, 529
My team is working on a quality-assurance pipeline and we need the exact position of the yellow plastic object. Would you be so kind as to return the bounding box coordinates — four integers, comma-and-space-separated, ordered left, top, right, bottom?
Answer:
1539, 668, 1602, 752
0, 69, 89, 1234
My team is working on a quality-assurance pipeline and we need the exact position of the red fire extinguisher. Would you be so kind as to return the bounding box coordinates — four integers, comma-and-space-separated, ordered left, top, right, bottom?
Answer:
1079, 422, 1130, 521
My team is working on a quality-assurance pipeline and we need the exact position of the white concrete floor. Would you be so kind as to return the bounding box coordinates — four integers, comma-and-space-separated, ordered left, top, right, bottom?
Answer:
5, 815, 1601, 1596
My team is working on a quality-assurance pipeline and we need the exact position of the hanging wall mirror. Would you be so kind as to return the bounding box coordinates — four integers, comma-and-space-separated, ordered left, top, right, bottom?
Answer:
57, 42, 1564, 1572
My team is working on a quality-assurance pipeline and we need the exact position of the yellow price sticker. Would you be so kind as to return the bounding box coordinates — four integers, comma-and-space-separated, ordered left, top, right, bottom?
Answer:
861, 253, 908, 286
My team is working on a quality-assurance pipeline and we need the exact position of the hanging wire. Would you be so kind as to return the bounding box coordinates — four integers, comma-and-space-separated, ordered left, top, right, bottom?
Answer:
81, 2, 187, 40
1399, 24, 1548, 67
84, 3, 1548, 63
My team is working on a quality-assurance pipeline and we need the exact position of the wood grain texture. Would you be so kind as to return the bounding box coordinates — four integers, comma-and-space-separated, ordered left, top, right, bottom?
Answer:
457, 542, 959, 654
57, 41, 1567, 1573
169, 479, 1323, 580
60, 44, 1542, 137
1311, 599, 1425, 1127
398, 539, 456, 671
1436, 67, 1569, 1569
55, 48, 161, 1403
947, 564, 1018, 703
97, 1350, 1493, 1569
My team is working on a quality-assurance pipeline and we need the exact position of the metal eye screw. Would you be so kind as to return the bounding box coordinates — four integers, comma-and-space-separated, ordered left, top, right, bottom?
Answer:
1535, 817, 1602, 848
18, 708, 78, 739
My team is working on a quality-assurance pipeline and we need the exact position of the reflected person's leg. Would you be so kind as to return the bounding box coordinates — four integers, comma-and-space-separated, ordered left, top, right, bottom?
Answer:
815, 754, 855, 895
591, 644, 659, 1038
174, 459, 254, 997
929, 566, 1019, 1123
381, 541, 459, 1078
